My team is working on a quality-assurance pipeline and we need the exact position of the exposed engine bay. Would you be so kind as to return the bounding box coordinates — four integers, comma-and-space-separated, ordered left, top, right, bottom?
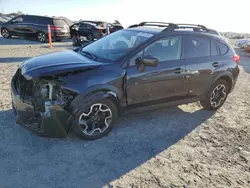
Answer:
15, 69, 76, 113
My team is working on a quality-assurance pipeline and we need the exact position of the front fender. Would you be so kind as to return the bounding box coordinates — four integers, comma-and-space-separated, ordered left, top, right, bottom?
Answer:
69, 86, 124, 117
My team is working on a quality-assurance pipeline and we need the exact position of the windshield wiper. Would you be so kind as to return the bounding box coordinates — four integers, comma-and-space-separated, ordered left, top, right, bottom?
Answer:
80, 51, 97, 60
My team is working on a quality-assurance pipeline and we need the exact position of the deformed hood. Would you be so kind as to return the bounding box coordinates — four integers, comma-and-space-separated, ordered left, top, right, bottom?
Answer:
20, 50, 102, 79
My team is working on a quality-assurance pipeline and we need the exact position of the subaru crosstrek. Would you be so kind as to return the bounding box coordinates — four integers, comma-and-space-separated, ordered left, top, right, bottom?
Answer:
11, 22, 240, 140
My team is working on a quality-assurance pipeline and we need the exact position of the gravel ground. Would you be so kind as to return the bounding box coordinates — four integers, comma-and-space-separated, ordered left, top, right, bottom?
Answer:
0, 36, 250, 188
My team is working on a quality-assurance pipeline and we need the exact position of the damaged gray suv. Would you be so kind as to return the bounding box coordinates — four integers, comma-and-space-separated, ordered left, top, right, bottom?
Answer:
11, 22, 240, 140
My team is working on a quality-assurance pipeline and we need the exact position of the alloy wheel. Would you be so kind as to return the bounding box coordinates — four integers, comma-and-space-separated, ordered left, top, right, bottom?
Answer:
2, 29, 9, 38
210, 84, 227, 108
37, 33, 46, 42
78, 103, 112, 136
87, 34, 93, 41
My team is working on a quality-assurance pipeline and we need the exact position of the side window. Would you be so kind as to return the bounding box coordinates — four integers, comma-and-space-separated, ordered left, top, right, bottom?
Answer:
11, 16, 23, 23
129, 51, 143, 66
216, 41, 229, 55
36, 17, 53, 25
23, 16, 36, 24
211, 40, 219, 56
87, 24, 92, 29
185, 36, 210, 58
80, 24, 87, 29
129, 36, 182, 66
144, 36, 182, 62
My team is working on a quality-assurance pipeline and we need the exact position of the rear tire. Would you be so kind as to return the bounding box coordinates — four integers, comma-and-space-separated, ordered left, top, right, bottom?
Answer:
1, 28, 11, 38
37, 32, 46, 43
201, 80, 229, 110
72, 93, 118, 140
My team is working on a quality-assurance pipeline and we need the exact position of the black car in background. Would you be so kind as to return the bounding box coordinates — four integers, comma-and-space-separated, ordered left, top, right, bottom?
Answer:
11, 22, 240, 140
1, 15, 71, 42
70, 21, 124, 46
109, 23, 123, 33
70, 21, 106, 46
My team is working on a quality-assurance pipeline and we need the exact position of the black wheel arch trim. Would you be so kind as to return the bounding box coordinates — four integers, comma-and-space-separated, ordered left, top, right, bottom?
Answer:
69, 84, 125, 117
212, 72, 234, 92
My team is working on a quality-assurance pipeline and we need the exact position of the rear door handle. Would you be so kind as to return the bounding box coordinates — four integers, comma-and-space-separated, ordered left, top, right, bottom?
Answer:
212, 62, 219, 67
173, 68, 184, 74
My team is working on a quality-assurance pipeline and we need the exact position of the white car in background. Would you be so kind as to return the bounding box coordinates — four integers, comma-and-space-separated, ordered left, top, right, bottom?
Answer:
236, 39, 249, 48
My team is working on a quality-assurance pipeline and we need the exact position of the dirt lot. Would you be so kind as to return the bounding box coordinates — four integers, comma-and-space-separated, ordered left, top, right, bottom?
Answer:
0, 36, 250, 188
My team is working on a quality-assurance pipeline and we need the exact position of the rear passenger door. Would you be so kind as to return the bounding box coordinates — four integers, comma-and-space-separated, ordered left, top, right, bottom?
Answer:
184, 35, 221, 97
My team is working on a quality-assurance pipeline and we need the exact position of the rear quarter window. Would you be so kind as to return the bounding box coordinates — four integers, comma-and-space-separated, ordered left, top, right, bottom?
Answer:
216, 41, 229, 55
211, 40, 219, 56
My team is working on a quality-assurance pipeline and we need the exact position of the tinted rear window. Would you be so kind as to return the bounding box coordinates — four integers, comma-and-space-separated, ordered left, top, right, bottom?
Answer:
61, 18, 73, 26
36, 17, 53, 25
53, 19, 67, 26
216, 41, 229, 55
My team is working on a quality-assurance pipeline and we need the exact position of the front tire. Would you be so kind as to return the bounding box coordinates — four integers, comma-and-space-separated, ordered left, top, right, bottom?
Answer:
201, 80, 229, 110
37, 32, 46, 43
1, 28, 11, 38
73, 95, 118, 140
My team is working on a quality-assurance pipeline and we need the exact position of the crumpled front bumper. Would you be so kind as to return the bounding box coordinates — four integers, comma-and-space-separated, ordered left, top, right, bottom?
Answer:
11, 79, 74, 138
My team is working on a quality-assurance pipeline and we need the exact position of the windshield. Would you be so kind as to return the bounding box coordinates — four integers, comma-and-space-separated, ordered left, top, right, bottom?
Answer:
81, 30, 154, 61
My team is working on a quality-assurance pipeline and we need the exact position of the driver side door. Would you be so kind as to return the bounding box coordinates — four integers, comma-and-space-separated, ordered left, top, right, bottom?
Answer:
126, 35, 188, 105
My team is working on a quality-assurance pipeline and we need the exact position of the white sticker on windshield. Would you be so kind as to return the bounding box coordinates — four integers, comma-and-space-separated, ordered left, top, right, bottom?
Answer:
136, 32, 153, 38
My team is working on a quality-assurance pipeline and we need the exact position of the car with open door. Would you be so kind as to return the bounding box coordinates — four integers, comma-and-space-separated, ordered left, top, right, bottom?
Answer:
11, 22, 240, 140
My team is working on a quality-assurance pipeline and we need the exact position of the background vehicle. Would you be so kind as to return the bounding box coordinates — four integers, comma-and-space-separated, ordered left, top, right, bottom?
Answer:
11, 22, 240, 140
244, 43, 250, 52
70, 21, 106, 46
109, 23, 123, 33
1, 15, 71, 42
236, 39, 249, 48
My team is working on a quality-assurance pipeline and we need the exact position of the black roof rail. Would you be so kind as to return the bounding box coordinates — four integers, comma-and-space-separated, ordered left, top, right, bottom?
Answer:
128, 24, 139, 28
128, 22, 179, 30
175, 24, 208, 30
128, 22, 210, 33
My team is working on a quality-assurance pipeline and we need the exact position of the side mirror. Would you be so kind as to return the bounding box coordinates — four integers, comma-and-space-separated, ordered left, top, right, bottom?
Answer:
136, 55, 159, 67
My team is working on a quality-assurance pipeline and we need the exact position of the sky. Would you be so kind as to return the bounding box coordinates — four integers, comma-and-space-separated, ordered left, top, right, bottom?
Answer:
0, 0, 249, 33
